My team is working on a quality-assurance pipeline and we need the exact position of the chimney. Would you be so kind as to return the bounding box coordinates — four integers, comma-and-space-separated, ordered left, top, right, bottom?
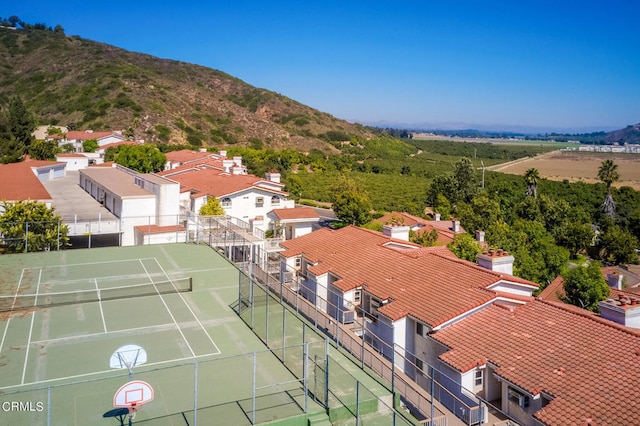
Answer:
198, 148, 207, 153
452, 220, 460, 233
607, 273, 623, 290
476, 230, 485, 243
218, 150, 227, 157
222, 159, 233, 173
265, 170, 281, 183
382, 224, 410, 242
434, 213, 441, 221
233, 156, 242, 168
231, 166, 243, 175
477, 249, 515, 275
599, 296, 640, 329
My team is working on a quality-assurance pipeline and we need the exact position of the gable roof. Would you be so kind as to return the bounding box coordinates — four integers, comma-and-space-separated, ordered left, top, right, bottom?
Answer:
375, 211, 465, 244
159, 166, 285, 198
64, 130, 121, 141
430, 300, 640, 425
280, 226, 537, 328
0, 161, 56, 202
270, 207, 319, 221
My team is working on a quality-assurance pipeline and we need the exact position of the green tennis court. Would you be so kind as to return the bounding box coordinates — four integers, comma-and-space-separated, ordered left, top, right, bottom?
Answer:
0, 244, 326, 425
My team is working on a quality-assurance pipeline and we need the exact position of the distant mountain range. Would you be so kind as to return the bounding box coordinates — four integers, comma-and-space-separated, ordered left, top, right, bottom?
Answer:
0, 26, 371, 151
364, 121, 640, 144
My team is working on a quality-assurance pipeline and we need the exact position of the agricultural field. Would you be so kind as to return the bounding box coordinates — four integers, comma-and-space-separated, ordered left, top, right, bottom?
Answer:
491, 151, 640, 190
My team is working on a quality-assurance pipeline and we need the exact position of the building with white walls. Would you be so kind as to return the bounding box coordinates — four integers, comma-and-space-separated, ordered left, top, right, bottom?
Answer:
78, 164, 181, 246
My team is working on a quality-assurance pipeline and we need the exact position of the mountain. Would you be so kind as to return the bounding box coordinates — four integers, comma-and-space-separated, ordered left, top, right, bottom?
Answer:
605, 123, 640, 144
0, 27, 371, 151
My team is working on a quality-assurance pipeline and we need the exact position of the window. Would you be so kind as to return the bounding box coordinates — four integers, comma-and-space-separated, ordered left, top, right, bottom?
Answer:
354, 290, 361, 304
474, 369, 483, 387
416, 358, 424, 372
255, 197, 264, 207
295, 257, 302, 268
508, 388, 530, 409
221, 197, 232, 208
416, 322, 423, 336
271, 195, 280, 206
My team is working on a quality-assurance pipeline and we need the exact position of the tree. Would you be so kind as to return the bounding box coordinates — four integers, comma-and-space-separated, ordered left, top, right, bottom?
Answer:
113, 144, 167, 173
0, 111, 24, 163
524, 168, 540, 199
7, 96, 36, 151
28, 139, 59, 160
199, 197, 225, 216
447, 233, 482, 262
556, 221, 595, 258
599, 225, 639, 265
597, 159, 619, 217
284, 174, 303, 201
451, 157, 478, 204
330, 174, 372, 226
410, 228, 439, 247
82, 139, 99, 153
0, 200, 69, 253
562, 261, 610, 312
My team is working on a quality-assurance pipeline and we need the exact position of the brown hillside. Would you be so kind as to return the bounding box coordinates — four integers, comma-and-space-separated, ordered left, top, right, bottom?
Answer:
0, 27, 371, 150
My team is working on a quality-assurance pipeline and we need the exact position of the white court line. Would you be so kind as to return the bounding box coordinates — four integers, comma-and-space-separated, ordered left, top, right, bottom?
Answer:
21, 268, 42, 385
24, 257, 159, 270
30, 321, 183, 345
10, 268, 27, 310
139, 260, 196, 358
0, 268, 27, 354
152, 258, 222, 355
95, 278, 107, 333
1, 352, 220, 391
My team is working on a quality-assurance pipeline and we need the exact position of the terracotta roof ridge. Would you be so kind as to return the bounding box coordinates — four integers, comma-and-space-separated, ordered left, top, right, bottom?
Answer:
537, 298, 640, 337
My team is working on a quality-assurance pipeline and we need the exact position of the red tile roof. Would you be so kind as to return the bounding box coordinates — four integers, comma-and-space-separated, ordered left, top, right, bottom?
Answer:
98, 141, 141, 151
539, 268, 639, 303
160, 167, 285, 198
375, 211, 465, 244
0, 161, 56, 202
280, 226, 537, 328
165, 150, 216, 164
270, 207, 319, 221
65, 130, 118, 140
431, 300, 640, 425
134, 224, 186, 235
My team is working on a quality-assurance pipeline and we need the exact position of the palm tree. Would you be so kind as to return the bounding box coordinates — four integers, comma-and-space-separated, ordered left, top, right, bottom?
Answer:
524, 168, 540, 199
597, 159, 620, 217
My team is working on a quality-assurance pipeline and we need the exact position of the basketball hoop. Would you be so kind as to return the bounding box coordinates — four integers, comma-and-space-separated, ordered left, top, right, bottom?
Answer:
113, 380, 154, 424
110, 344, 147, 380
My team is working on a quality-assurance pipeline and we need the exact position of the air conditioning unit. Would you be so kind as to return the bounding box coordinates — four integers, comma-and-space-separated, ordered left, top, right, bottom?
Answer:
282, 271, 293, 283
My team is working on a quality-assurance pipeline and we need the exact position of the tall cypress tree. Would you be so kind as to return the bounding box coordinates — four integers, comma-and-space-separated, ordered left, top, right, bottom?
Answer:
7, 95, 36, 152
0, 112, 25, 163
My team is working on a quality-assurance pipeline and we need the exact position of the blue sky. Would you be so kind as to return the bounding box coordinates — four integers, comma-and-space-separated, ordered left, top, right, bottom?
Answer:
9, 1, 640, 132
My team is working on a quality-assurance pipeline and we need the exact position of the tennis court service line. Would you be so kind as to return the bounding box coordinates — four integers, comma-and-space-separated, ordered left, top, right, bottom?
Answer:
139, 259, 196, 358
152, 258, 221, 355
95, 278, 107, 333
21, 267, 42, 385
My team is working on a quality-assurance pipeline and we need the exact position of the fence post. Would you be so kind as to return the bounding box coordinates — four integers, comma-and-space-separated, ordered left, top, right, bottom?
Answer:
252, 352, 257, 425
47, 386, 51, 426
303, 342, 309, 413
57, 220, 61, 251
324, 339, 329, 409
25, 221, 28, 253
430, 366, 435, 426
194, 361, 198, 426
355, 381, 360, 423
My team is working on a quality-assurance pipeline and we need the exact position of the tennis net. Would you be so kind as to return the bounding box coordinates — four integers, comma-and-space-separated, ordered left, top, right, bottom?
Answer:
0, 277, 192, 312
